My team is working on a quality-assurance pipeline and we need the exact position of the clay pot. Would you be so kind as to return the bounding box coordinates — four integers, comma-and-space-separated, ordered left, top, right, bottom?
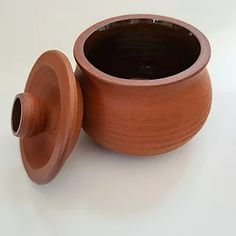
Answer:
74, 14, 212, 155
11, 14, 212, 183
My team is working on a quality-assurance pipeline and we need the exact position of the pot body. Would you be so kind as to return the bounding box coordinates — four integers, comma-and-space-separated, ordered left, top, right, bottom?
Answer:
75, 67, 212, 155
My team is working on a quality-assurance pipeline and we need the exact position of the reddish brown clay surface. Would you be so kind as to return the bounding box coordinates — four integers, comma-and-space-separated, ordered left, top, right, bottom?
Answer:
12, 14, 212, 184
74, 14, 212, 155
11, 50, 83, 184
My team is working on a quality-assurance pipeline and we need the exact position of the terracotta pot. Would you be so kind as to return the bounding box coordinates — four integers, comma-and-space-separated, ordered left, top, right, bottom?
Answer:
11, 14, 212, 183
74, 14, 212, 156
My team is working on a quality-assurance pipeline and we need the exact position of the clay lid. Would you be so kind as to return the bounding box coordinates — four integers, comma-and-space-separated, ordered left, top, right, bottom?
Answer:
11, 50, 83, 184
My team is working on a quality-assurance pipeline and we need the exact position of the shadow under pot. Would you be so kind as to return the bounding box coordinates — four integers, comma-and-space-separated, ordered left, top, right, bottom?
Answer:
11, 14, 212, 184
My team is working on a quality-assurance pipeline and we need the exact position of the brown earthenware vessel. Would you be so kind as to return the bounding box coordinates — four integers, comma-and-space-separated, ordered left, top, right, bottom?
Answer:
11, 14, 212, 184
74, 14, 212, 156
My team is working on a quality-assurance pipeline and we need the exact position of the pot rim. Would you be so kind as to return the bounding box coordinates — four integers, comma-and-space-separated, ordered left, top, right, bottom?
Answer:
74, 14, 211, 87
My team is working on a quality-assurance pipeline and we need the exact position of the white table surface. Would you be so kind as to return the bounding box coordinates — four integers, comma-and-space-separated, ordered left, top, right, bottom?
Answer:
1, 0, 236, 235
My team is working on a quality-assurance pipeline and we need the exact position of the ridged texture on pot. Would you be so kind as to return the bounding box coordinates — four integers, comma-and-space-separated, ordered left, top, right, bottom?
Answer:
75, 67, 212, 155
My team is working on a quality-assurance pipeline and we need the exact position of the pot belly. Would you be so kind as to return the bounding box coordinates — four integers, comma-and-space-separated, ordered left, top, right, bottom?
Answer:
76, 68, 212, 156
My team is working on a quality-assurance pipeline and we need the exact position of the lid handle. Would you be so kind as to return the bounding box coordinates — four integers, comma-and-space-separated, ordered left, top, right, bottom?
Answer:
11, 93, 47, 138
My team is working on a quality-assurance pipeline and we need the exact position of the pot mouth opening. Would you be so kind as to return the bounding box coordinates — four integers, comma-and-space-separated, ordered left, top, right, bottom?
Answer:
74, 15, 211, 86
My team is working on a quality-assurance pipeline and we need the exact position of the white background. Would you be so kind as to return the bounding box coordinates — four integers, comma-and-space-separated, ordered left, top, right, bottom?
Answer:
1, 0, 236, 235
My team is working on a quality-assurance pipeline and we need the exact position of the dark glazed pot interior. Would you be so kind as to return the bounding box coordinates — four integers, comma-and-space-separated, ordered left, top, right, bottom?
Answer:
84, 19, 201, 80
